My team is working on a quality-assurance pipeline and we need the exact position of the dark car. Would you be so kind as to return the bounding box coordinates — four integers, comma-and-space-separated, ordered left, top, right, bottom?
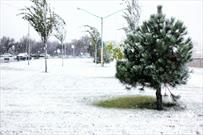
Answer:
31, 54, 40, 59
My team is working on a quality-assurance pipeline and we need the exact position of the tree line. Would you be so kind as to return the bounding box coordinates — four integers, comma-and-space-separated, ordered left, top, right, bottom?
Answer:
0, 36, 92, 57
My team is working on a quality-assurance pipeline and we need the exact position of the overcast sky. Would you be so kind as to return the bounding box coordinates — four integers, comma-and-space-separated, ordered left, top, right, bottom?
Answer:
0, 0, 202, 54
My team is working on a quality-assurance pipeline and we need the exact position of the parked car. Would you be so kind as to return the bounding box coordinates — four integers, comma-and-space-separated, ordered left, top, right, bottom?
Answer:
0, 53, 14, 62
31, 54, 40, 59
39, 53, 50, 59
16, 53, 31, 61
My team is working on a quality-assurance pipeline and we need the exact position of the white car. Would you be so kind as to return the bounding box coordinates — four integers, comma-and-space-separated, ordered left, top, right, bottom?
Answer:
0, 53, 14, 62
16, 53, 31, 61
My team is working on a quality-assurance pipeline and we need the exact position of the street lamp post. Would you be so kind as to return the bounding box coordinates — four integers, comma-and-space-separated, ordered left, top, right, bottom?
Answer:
77, 8, 123, 67
71, 45, 75, 57
100, 17, 104, 66
27, 23, 30, 65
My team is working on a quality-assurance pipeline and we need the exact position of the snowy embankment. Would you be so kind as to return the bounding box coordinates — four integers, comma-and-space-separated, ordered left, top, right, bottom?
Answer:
0, 58, 202, 135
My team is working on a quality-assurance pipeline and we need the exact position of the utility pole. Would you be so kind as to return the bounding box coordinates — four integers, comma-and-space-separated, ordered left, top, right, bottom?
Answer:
77, 8, 123, 67
100, 17, 104, 66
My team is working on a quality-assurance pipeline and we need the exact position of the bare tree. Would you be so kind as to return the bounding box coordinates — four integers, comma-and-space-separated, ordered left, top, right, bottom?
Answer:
53, 14, 66, 66
0, 36, 15, 54
123, 0, 140, 33
84, 25, 100, 63
19, 0, 60, 72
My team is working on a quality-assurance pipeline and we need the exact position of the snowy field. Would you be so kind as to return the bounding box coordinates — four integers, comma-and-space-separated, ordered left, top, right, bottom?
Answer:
0, 58, 202, 135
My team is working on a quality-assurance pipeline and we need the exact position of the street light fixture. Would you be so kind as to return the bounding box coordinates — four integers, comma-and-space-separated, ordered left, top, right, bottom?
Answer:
77, 7, 123, 67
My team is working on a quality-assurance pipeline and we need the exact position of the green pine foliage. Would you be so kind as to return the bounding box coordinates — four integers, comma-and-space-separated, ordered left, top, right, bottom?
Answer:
116, 6, 192, 109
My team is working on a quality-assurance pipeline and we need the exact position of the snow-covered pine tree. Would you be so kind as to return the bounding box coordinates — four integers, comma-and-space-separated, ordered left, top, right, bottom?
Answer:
116, 5, 193, 110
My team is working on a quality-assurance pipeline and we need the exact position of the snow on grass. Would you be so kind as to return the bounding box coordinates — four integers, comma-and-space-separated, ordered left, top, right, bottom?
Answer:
0, 58, 203, 135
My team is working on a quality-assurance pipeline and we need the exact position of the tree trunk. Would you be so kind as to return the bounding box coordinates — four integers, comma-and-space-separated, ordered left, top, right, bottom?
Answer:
156, 86, 163, 110
44, 41, 47, 73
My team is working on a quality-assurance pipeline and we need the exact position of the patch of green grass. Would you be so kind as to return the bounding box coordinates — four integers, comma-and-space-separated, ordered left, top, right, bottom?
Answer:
94, 96, 176, 110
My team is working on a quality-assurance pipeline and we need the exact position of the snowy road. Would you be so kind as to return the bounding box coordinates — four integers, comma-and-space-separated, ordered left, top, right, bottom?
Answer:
0, 58, 203, 135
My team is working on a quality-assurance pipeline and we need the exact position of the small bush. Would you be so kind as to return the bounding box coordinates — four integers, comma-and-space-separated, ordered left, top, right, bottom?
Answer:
94, 96, 176, 110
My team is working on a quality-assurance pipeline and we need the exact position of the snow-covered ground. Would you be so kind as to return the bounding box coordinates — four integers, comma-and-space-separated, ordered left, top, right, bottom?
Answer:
0, 58, 202, 135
